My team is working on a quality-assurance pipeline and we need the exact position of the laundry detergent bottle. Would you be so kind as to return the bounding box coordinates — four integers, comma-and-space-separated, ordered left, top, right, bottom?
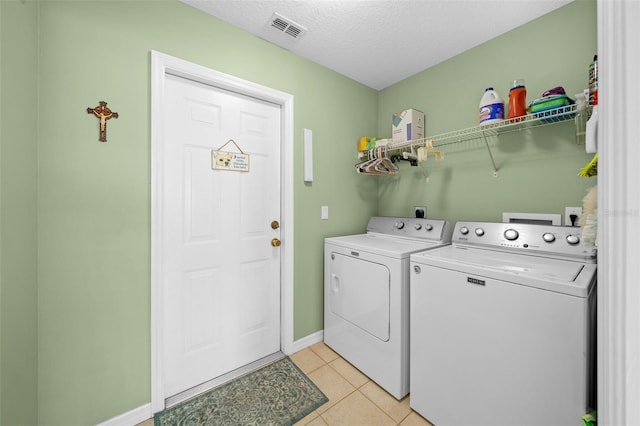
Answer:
507, 79, 527, 121
479, 87, 504, 126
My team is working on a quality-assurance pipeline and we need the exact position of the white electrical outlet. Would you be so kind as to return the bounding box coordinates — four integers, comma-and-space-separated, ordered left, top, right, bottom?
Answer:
415, 206, 427, 218
565, 207, 582, 227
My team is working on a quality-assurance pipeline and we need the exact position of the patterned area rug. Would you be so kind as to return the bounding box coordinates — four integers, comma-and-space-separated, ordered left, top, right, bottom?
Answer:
155, 356, 328, 425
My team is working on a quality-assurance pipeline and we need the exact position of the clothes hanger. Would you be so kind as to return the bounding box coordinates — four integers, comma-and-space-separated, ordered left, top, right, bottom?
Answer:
355, 146, 399, 176
355, 149, 377, 173
356, 147, 390, 175
370, 147, 397, 175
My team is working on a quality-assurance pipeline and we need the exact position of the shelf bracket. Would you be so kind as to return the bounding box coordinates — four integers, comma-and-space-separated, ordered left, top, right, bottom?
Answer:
480, 130, 499, 177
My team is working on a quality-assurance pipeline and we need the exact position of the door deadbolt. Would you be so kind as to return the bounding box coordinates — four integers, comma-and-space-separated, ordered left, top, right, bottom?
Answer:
271, 220, 280, 230
271, 238, 281, 247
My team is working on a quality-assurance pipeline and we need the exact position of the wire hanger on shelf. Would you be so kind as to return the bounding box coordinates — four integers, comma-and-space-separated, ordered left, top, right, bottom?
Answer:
355, 146, 398, 176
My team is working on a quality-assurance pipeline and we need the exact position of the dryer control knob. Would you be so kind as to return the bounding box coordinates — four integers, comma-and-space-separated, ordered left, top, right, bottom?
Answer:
566, 234, 580, 245
394, 221, 405, 229
542, 233, 556, 243
504, 229, 519, 240
414, 224, 422, 230
460, 226, 469, 235
475, 228, 485, 236
425, 224, 433, 231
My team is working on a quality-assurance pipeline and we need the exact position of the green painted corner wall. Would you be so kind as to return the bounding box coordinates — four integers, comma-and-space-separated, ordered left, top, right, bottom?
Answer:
33, 1, 377, 424
377, 0, 598, 224
0, 0, 599, 425
0, 1, 39, 425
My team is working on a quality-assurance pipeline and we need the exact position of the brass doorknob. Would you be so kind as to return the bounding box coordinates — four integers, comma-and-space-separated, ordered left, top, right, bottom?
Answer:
271, 238, 281, 247
271, 220, 280, 229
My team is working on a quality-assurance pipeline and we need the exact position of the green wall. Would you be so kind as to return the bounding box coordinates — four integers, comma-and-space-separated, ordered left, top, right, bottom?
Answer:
377, 0, 597, 224
3, 0, 378, 424
0, 1, 39, 425
0, 0, 597, 425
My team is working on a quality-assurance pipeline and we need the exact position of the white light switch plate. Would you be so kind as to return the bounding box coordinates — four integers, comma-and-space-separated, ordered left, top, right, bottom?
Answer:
321, 206, 329, 220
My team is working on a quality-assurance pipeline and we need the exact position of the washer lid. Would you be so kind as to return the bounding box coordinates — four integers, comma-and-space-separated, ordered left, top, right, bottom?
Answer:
411, 245, 596, 297
325, 233, 448, 259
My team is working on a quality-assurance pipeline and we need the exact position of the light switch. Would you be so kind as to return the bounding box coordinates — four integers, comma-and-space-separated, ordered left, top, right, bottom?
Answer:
321, 206, 329, 220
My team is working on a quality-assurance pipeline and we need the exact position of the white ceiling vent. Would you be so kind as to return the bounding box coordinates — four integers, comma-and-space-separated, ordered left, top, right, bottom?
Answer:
267, 12, 307, 41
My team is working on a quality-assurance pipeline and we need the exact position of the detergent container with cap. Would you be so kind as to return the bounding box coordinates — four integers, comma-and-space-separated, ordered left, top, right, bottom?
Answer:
588, 55, 598, 106
507, 79, 527, 121
586, 54, 599, 153
479, 88, 504, 126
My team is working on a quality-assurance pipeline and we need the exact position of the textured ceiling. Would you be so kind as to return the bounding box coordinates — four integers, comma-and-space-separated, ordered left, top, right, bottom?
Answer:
181, 0, 573, 90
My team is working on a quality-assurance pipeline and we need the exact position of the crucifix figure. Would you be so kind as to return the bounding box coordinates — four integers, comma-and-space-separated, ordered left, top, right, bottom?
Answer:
87, 101, 119, 142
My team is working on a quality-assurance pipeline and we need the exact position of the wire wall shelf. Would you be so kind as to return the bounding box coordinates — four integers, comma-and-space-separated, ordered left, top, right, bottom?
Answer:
366, 104, 592, 178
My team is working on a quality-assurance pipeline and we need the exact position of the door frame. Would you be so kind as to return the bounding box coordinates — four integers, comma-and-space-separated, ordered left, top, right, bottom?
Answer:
149, 50, 295, 413
597, 1, 640, 424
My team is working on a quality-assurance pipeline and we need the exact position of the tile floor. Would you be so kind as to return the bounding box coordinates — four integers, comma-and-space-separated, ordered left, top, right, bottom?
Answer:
137, 341, 434, 426
290, 342, 434, 426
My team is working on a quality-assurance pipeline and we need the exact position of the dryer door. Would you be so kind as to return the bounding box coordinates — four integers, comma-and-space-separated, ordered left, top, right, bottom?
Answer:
328, 253, 390, 341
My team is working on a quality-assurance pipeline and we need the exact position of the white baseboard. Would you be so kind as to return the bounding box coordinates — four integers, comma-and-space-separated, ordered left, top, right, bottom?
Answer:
284, 329, 324, 355
96, 403, 152, 426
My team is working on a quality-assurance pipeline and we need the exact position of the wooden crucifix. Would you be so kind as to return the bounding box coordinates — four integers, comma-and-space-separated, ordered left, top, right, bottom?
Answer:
87, 101, 119, 142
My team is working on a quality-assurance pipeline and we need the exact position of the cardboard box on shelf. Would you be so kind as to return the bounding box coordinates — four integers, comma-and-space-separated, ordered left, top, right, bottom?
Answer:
392, 109, 424, 144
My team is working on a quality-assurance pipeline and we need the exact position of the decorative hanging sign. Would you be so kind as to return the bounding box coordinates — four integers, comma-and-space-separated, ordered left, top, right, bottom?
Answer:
212, 139, 250, 172
87, 101, 118, 142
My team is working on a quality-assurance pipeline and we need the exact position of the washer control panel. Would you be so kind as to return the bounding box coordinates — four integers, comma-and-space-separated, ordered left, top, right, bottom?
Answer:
452, 221, 596, 260
367, 216, 451, 243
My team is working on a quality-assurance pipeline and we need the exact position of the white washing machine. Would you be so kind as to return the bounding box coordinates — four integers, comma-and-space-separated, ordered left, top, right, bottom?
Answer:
324, 216, 451, 399
410, 221, 597, 426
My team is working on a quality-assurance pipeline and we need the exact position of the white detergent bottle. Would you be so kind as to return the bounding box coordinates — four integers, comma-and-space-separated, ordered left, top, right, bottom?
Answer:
479, 87, 504, 126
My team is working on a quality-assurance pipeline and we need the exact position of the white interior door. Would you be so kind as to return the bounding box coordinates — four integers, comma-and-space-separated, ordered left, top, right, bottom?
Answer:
161, 73, 282, 398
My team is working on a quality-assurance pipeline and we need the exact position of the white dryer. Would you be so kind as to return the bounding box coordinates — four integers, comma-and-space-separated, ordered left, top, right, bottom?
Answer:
410, 221, 597, 426
324, 216, 451, 399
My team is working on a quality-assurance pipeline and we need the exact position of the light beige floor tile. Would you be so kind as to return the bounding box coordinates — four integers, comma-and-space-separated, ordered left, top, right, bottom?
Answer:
306, 415, 330, 426
320, 391, 396, 426
294, 409, 319, 425
135, 419, 153, 426
360, 380, 412, 423
328, 357, 370, 388
399, 411, 435, 426
291, 347, 327, 374
310, 342, 340, 363
306, 364, 356, 414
